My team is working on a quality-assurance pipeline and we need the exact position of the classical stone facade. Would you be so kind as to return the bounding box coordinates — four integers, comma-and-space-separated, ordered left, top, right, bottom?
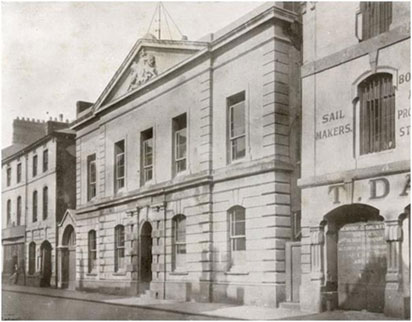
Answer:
2, 118, 76, 287
72, 2, 301, 307
298, 2, 410, 318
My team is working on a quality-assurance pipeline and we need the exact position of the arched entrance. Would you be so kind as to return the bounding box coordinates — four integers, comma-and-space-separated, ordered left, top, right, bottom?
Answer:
40, 241, 52, 287
62, 225, 76, 290
323, 204, 386, 312
140, 222, 153, 292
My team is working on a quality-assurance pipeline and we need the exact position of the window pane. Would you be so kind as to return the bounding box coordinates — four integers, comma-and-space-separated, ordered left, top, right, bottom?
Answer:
177, 159, 186, 172
232, 137, 246, 160
90, 161, 96, 182
233, 222, 245, 236
176, 129, 187, 159
230, 102, 245, 138
176, 244, 186, 254
144, 168, 152, 182
234, 237, 246, 251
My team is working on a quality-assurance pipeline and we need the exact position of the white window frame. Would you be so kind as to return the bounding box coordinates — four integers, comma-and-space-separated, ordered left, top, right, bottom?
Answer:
174, 128, 187, 173
114, 141, 125, 192
114, 225, 125, 272
87, 154, 97, 201
17, 163, 21, 183
229, 206, 246, 267
173, 215, 186, 270
228, 94, 246, 163
88, 230, 97, 273
143, 137, 153, 183
7, 167, 11, 186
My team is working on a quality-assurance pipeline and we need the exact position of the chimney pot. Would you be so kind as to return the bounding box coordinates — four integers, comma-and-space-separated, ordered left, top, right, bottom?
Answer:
59, 114, 63, 122
54, 117, 57, 121
32, 118, 35, 122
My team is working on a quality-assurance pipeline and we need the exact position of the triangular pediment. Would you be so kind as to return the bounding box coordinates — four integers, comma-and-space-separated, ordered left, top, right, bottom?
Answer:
95, 39, 207, 110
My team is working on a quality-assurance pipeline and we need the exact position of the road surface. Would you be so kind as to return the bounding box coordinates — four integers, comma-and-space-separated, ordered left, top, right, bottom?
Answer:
2, 290, 221, 320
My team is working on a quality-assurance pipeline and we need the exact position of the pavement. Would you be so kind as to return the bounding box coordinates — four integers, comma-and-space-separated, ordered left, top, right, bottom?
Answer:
2, 284, 397, 320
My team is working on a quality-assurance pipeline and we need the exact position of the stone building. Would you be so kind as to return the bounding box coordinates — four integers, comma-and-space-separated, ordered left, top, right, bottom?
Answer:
2, 117, 76, 287
69, 2, 302, 307
298, 2, 410, 318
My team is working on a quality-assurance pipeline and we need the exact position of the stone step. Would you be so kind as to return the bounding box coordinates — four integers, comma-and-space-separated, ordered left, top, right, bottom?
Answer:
279, 301, 301, 310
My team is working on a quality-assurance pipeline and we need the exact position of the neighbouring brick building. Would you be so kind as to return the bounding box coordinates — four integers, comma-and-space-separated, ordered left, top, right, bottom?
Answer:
69, 2, 302, 307
2, 117, 76, 287
297, 1, 410, 318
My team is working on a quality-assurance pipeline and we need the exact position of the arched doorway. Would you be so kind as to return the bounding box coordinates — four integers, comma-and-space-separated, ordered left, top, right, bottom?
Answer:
40, 241, 52, 287
62, 225, 76, 290
140, 222, 153, 292
323, 204, 386, 312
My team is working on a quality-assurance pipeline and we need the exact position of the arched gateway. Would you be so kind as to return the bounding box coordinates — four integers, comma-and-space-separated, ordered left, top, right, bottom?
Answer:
40, 240, 52, 287
140, 221, 153, 293
61, 225, 76, 290
322, 204, 386, 312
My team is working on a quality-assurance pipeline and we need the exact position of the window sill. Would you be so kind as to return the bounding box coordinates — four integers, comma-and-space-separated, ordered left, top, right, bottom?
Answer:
224, 270, 249, 276
112, 271, 127, 276
170, 271, 189, 276
86, 272, 98, 277
357, 148, 395, 159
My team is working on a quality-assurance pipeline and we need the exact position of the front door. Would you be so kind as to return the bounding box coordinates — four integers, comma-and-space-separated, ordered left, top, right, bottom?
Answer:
40, 242, 52, 287
140, 222, 153, 291
68, 248, 76, 290
337, 221, 386, 312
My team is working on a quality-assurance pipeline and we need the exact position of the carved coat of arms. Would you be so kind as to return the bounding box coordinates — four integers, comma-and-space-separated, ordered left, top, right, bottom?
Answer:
128, 49, 158, 91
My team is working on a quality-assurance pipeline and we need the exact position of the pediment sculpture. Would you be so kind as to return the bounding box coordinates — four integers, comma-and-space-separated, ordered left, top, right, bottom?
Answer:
128, 48, 158, 91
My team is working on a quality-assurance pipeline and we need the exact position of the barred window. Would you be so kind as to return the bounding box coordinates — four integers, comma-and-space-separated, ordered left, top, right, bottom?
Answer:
359, 73, 395, 155
88, 230, 97, 273
361, 2, 392, 40
29, 242, 36, 275
114, 225, 125, 272
172, 214, 186, 270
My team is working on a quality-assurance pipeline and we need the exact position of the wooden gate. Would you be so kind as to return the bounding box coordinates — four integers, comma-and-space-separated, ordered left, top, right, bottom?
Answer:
337, 221, 386, 312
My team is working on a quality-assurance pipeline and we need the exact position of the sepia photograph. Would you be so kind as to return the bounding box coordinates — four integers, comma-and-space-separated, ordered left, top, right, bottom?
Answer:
1, 1, 410, 320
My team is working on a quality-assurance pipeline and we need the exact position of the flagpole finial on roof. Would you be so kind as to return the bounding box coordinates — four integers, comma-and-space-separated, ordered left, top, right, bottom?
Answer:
146, 2, 185, 41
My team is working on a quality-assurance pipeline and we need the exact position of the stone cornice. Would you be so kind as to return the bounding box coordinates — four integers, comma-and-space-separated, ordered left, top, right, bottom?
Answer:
298, 160, 410, 189
76, 158, 295, 214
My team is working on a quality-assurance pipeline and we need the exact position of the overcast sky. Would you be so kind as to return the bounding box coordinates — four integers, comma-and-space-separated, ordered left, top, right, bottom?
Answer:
2, 1, 262, 147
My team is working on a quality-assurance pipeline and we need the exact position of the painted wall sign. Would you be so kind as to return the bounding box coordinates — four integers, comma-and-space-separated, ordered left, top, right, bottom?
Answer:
329, 174, 410, 204
316, 109, 352, 140
399, 107, 411, 137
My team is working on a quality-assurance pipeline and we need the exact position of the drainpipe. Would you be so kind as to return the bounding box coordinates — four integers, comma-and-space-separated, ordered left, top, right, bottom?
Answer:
24, 155, 28, 285
55, 215, 59, 288
163, 200, 167, 299
136, 206, 140, 295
